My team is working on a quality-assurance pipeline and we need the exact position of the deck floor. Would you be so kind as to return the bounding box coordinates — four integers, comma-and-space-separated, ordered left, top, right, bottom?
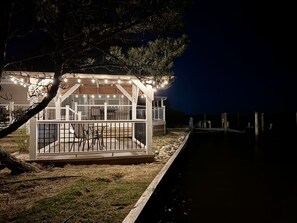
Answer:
35, 138, 149, 164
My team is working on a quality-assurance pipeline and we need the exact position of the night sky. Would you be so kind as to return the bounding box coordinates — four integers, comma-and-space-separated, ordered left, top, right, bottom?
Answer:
159, 0, 297, 115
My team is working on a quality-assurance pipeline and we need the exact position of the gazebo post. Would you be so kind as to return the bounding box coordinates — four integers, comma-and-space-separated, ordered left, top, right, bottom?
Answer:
55, 89, 61, 120
131, 84, 139, 140
29, 96, 38, 160
145, 84, 153, 155
132, 84, 138, 120
29, 117, 37, 160
132, 79, 154, 154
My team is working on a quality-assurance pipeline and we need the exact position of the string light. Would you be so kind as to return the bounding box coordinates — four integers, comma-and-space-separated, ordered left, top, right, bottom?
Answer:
8, 75, 170, 101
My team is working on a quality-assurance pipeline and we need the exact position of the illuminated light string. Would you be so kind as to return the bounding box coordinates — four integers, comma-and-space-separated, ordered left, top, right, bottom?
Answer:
11, 76, 168, 91
140, 76, 172, 93
10, 77, 27, 87
9, 75, 171, 97
10, 75, 170, 87
10, 76, 55, 97
67, 77, 168, 87
62, 77, 135, 86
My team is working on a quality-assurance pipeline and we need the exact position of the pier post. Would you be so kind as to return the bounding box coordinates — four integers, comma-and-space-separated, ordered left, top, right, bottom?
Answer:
255, 112, 259, 142
222, 112, 228, 134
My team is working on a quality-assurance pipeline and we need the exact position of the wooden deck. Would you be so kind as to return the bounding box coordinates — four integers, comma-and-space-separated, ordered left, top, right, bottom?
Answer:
27, 153, 155, 166
30, 137, 153, 166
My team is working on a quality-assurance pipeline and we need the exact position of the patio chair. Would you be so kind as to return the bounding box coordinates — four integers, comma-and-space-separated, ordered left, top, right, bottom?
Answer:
70, 123, 89, 151
89, 125, 106, 150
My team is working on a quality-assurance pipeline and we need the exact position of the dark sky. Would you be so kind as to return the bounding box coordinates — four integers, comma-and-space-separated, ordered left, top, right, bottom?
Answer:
158, 0, 297, 115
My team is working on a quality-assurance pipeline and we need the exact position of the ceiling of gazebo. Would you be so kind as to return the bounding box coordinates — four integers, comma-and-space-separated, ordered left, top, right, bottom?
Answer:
61, 83, 133, 95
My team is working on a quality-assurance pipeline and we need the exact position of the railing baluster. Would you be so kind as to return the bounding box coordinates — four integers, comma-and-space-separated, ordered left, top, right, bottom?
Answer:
118, 123, 119, 150
36, 120, 146, 158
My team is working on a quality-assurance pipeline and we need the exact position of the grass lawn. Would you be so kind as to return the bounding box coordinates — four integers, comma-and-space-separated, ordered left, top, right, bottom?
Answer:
0, 128, 188, 223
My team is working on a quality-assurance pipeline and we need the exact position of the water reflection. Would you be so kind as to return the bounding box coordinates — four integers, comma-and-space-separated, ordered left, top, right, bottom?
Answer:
136, 129, 297, 223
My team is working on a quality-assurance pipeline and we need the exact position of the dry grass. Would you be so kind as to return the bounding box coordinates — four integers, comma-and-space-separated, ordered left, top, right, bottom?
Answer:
0, 128, 188, 223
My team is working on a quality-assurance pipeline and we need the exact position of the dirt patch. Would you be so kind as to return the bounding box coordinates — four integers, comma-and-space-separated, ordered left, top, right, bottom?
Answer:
0, 128, 188, 223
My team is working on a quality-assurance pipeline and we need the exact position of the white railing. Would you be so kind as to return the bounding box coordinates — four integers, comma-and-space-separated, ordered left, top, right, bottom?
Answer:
31, 119, 147, 159
153, 107, 165, 121
62, 105, 81, 120
38, 106, 81, 121
137, 106, 165, 121
76, 104, 132, 120
0, 102, 30, 126
75, 103, 165, 121
1, 102, 165, 123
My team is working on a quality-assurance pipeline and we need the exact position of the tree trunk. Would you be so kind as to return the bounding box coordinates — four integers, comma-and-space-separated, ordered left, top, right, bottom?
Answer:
0, 147, 39, 175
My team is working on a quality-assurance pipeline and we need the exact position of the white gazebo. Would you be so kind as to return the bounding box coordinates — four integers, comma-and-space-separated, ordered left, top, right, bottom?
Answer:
0, 71, 168, 164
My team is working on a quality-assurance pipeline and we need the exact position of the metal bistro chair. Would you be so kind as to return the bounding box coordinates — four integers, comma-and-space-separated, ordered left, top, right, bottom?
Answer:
89, 124, 106, 150
70, 123, 89, 151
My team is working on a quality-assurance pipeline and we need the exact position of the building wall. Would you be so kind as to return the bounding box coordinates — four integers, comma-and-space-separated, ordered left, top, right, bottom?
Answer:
153, 122, 166, 135
0, 84, 28, 104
